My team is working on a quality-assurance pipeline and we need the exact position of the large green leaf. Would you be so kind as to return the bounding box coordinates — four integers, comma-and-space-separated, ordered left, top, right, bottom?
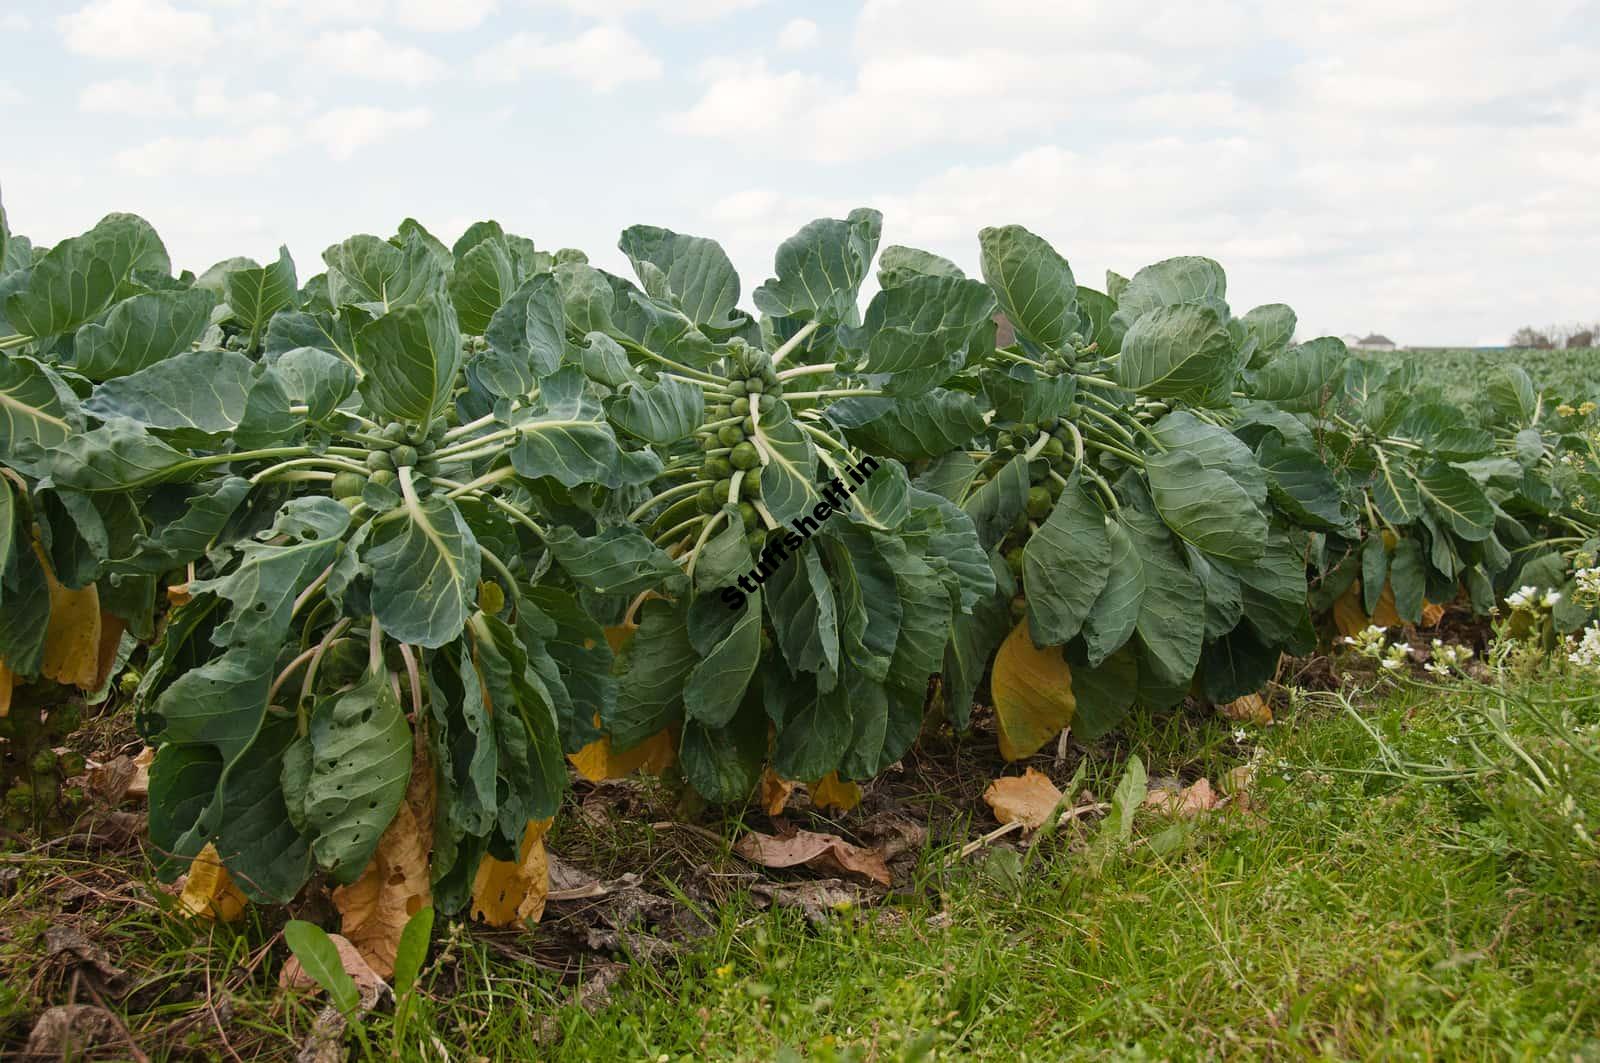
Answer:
267, 346, 357, 422
1255, 436, 1351, 532
1110, 255, 1226, 334
45, 417, 203, 492
618, 225, 741, 329
771, 673, 854, 781
482, 272, 563, 399
877, 245, 963, 289
472, 612, 566, 827
829, 389, 987, 462
304, 670, 412, 884
546, 523, 686, 599
324, 230, 443, 312
1123, 510, 1204, 691
1245, 336, 1346, 409
4, 213, 169, 338
606, 375, 704, 446
842, 274, 996, 394
84, 350, 273, 437
752, 208, 881, 326
1023, 484, 1110, 646
762, 547, 841, 684
1240, 303, 1296, 357
1116, 303, 1239, 404
608, 597, 694, 749
225, 246, 297, 339
1149, 411, 1267, 512
1145, 449, 1267, 562
448, 236, 517, 336
753, 399, 822, 526
1065, 641, 1139, 740
506, 366, 624, 487
366, 488, 481, 649
978, 224, 1076, 350
1415, 462, 1494, 542
354, 289, 461, 424
681, 707, 766, 803
0, 355, 80, 470
70, 287, 216, 381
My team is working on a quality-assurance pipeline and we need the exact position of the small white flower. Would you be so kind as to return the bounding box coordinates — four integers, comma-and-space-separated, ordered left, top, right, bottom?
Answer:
1380, 657, 1402, 670
1232, 727, 1249, 743
1542, 590, 1562, 609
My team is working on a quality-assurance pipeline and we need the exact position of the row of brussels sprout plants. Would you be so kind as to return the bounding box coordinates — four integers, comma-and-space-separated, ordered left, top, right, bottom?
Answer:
0, 193, 1596, 915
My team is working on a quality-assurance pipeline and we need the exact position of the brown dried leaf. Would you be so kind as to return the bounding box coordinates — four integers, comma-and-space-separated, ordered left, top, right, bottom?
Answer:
991, 617, 1076, 761
0, 661, 14, 718
332, 804, 431, 979
45, 927, 128, 995
809, 771, 862, 813
1144, 777, 1219, 818
177, 842, 247, 922
750, 878, 871, 926
471, 818, 552, 926
1219, 692, 1273, 726
1421, 600, 1446, 627
25, 1004, 122, 1056
166, 582, 192, 607
760, 768, 795, 816
734, 829, 891, 887
280, 931, 386, 1000
983, 767, 1064, 830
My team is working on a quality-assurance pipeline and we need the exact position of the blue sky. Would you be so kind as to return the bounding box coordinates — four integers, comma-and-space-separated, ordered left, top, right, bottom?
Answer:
1, 0, 1597, 345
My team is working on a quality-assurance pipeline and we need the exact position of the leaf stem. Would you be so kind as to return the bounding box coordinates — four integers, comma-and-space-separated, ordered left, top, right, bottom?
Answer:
628, 478, 710, 522
769, 319, 821, 367
776, 361, 838, 382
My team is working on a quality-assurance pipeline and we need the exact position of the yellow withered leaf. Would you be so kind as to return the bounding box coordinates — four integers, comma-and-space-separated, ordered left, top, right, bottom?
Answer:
177, 843, 248, 922
471, 818, 553, 927
1334, 578, 1400, 635
33, 543, 101, 691
760, 768, 794, 815
93, 612, 126, 694
990, 618, 1075, 762
983, 767, 1063, 830
569, 724, 677, 782
1421, 600, 1446, 627
332, 796, 432, 978
809, 772, 862, 813
1219, 692, 1273, 726
0, 662, 13, 719
603, 620, 638, 655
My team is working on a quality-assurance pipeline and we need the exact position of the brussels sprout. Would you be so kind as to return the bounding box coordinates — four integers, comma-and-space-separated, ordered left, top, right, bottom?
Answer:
1042, 437, 1065, 461
738, 502, 760, 530
718, 425, 745, 447
714, 477, 734, 502
731, 397, 751, 416
1011, 510, 1030, 535
367, 450, 395, 472
370, 469, 397, 488
730, 442, 760, 470
429, 420, 449, 445
47, 705, 80, 734
741, 416, 756, 435
746, 530, 767, 552
1045, 476, 1064, 500
332, 471, 365, 499
1005, 547, 1025, 581
59, 751, 86, 777
696, 486, 719, 514
746, 377, 765, 395
739, 474, 761, 500
30, 749, 57, 775
339, 495, 363, 511
382, 422, 409, 444
1026, 486, 1053, 519
391, 445, 419, 468
418, 459, 441, 476
996, 432, 1014, 451
729, 380, 748, 397
702, 457, 733, 480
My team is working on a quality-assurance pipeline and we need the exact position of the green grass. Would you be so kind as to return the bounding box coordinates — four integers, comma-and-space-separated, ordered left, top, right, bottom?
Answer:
4, 668, 1600, 1060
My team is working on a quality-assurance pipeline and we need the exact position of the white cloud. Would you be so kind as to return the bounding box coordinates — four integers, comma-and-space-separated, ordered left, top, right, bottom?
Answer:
776, 17, 817, 50
474, 25, 661, 91
192, 79, 290, 122
667, 61, 821, 134
116, 125, 296, 177
392, 0, 499, 31
58, 0, 217, 60
309, 106, 431, 160
0, 12, 33, 31
0, 81, 22, 106
526, 0, 764, 20
307, 28, 447, 85
79, 78, 181, 116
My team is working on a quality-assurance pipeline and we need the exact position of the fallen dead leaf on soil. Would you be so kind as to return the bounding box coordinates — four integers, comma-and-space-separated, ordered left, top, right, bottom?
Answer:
1421, 600, 1446, 627
44, 926, 129, 995
990, 617, 1076, 761
1219, 692, 1273, 726
24, 1004, 123, 1056
853, 811, 928, 862
176, 842, 247, 922
983, 767, 1064, 830
471, 818, 552, 926
86, 748, 154, 806
279, 931, 386, 999
760, 768, 795, 815
809, 771, 862, 813
1144, 777, 1219, 818
750, 878, 872, 927
547, 853, 605, 901
734, 829, 891, 886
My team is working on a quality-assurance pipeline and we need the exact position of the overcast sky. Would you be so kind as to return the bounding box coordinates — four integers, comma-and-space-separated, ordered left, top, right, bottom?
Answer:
2, 0, 1596, 346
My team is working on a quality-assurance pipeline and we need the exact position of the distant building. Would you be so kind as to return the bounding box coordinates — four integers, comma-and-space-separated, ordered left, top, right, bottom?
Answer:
1351, 333, 1400, 352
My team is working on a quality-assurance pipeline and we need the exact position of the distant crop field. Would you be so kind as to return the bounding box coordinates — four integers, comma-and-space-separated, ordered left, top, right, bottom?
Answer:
1384, 346, 1600, 410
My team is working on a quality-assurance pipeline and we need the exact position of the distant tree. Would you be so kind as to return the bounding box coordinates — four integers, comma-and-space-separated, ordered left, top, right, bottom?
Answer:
1510, 326, 1554, 348
1568, 329, 1595, 349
